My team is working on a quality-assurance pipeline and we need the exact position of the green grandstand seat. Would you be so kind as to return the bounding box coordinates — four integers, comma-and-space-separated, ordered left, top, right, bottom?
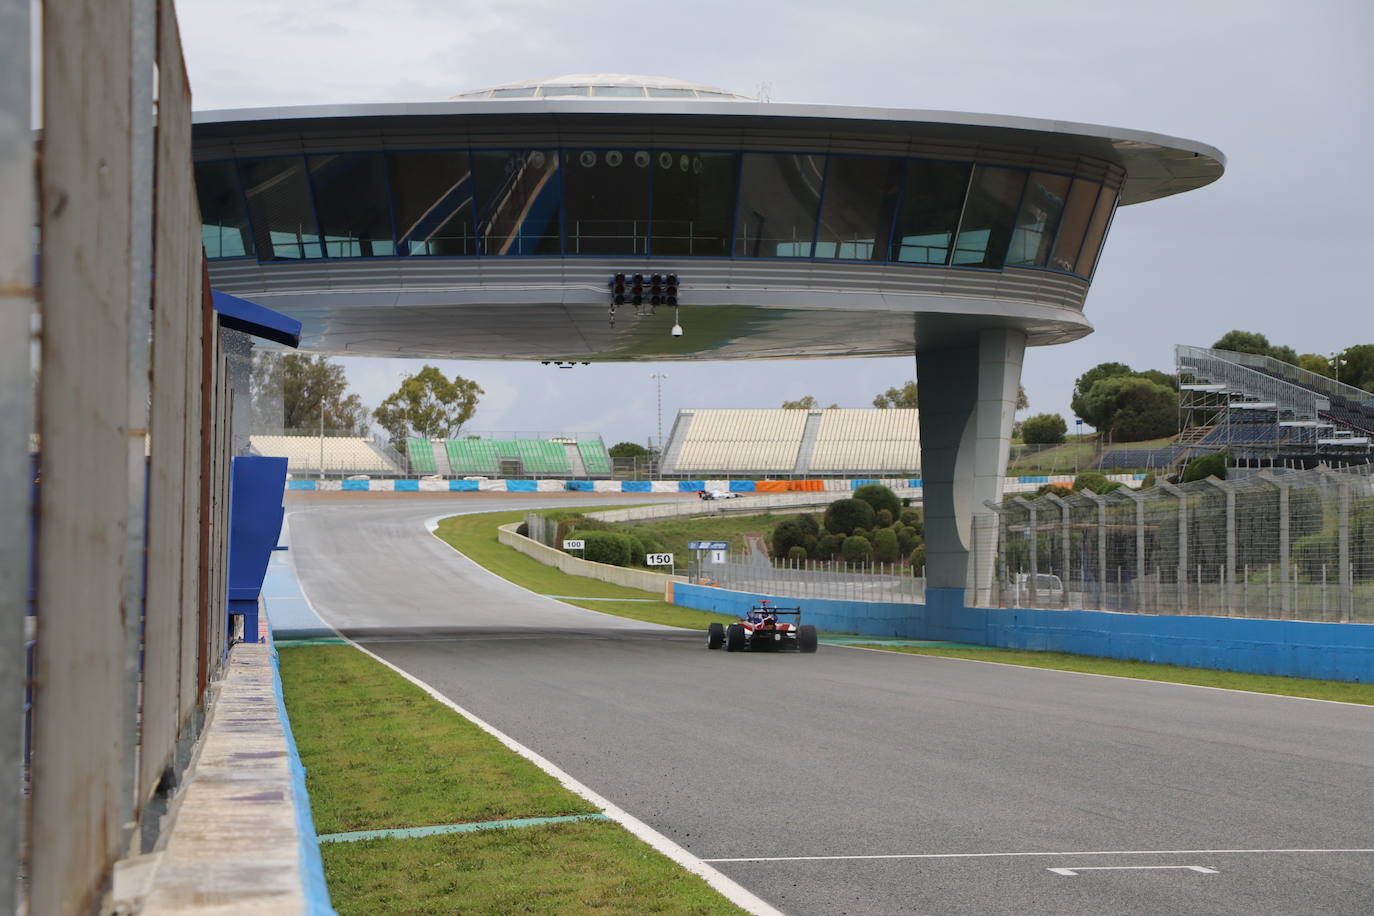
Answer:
406, 437, 437, 473
578, 440, 612, 474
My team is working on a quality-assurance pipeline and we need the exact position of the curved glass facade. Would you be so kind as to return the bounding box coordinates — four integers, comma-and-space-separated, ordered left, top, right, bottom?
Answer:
196, 147, 1118, 278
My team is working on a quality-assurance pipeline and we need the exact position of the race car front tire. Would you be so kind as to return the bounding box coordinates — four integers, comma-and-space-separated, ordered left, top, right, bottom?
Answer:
707, 622, 725, 649
725, 623, 746, 652
798, 625, 818, 653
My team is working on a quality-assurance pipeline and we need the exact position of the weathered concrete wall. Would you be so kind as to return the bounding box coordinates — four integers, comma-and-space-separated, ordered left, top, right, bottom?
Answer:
497, 523, 685, 594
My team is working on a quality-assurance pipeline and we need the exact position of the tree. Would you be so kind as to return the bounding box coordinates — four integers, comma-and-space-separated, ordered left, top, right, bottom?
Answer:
250, 352, 369, 434
873, 381, 918, 409
1016, 385, 1029, 412
608, 441, 650, 459
1072, 471, 1120, 494
1337, 344, 1374, 392
771, 519, 806, 557
873, 528, 899, 563
373, 365, 482, 448
1181, 450, 1228, 483
780, 395, 837, 409
824, 498, 875, 535
1212, 330, 1273, 356
1079, 376, 1179, 441
1297, 354, 1334, 378
841, 535, 873, 564
1021, 413, 1067, 444
1070, 362, 1133, 427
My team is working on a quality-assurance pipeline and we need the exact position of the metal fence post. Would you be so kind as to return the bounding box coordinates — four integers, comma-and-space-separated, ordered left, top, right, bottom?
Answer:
0, 0, 34, 905
1157, 480, 1188, 613
1045, 493, 1071, 608
1261, 472, 1292, 616
1203, 478, 1236, 615
1013, 497, 1037, 606
1319, 468, 1354, 623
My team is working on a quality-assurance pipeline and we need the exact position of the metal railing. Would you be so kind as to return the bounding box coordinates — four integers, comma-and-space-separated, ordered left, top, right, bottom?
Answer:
690, 551, 926, 604
1176, 344, 1328, 421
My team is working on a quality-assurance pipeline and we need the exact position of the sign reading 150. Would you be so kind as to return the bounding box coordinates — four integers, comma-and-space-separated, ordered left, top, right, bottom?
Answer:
645, 553, 675, 566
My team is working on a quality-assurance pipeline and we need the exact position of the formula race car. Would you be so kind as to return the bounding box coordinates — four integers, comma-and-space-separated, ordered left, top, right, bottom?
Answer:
707, 600, 818, 653
697, 489, 741, 500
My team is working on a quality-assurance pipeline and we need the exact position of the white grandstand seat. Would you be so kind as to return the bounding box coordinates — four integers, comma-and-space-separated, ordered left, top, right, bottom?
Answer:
672, 409, 808, 473
810, 409, 920, 473
249, 435, 402, 475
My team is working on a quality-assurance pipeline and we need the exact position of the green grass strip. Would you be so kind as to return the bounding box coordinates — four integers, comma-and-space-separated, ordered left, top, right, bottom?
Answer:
431, 512, 739, 629
278, 644, 597, 835
849, 645, 1374, 705
322, 820, 744, 916
319, 813, 610, 844
280, 643, 744, 915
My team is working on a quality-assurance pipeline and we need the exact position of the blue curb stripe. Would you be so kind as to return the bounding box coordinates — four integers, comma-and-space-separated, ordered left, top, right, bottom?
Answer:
269, 646, 338, 914
317, 813, 611, 844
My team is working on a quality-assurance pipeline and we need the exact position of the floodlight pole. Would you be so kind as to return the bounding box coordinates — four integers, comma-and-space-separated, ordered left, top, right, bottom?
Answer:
650, 372, 667, 468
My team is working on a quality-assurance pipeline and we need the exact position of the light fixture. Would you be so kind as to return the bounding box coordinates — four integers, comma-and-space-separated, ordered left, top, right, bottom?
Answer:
671, 307, 683, 338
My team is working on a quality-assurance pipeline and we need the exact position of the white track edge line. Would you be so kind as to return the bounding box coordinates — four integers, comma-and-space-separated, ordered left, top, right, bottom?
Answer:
702, 847, 1374, 863
833, 644, 1374, 709
280, 533, 782, 916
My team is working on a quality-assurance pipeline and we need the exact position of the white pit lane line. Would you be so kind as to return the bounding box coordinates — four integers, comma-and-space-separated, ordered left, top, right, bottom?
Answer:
702, 847, 1374, 864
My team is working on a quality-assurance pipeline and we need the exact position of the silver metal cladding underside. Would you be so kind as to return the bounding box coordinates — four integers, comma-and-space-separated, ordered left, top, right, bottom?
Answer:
207, 258, 1093, 361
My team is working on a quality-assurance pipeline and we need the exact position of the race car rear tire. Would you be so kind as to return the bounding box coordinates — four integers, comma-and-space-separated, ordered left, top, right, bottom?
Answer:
798, 625, 818, 653
707, 622, 725, 650
725, 623, 746, 652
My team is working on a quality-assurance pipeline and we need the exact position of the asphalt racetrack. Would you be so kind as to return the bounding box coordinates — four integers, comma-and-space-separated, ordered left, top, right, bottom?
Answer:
286, 496, 1374, 915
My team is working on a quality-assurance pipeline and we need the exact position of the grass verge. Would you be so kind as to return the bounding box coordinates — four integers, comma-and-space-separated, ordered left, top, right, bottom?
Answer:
848, 645, 1374, 705
431, 511, 738, 629
279, 644, 744, 915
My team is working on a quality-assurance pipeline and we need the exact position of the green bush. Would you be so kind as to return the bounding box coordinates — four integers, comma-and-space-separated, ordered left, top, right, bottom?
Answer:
896, 526, 917, 556
797, 514, 820, 538
825, 498, 875, 535
803, 534, 818, 555
875, 508, 894, 528
813, 533, 837, 560
900, 508, 920, 527
1181, 450, 1228, 483
873, 527, 899, 563
1293, 532, 1334, 581
908, 543, 926, 572
574, 530, 632, 567
786, 546, 808, 564
842, 535, 873, 564
851, 527, 868, 540
1072, 471, 1121, 494
1021, 412, 1068, 444
852, 483, 901, 520
771, 518, 806, 557
515, 522, 529, 537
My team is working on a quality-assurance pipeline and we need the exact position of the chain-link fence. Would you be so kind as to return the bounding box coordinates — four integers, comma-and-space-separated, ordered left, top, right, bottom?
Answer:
976, 464, 1374, 622
690, 552, 926, 603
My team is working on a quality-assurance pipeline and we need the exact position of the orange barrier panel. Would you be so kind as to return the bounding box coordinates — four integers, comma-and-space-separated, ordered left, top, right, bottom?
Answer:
755, 480, 790, 492
789, 479, 824, 491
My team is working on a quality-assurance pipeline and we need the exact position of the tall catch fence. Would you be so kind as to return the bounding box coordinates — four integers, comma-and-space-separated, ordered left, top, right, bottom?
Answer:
691, 552, 926, 604
977, 465, 1374, 622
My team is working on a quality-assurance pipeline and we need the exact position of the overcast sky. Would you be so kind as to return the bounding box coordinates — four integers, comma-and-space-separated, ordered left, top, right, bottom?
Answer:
178, 0, 1372, 445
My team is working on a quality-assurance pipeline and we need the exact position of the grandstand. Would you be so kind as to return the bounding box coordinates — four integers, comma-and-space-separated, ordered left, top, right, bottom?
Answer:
659, 408, 920, 477
1169, 345, 1373, 467
250, 434, 405, 476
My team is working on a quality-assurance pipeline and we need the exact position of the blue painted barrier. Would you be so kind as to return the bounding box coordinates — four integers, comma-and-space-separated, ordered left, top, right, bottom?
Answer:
1019, 476, 1050, 484
850, 479, 878, 489
679, 480, 705, 492
908, 478, 922, 488
340, 479, 369, 491
728, 480, 755, 492
286, 479, 316, 491
448, 480, 479, 491
506, 479, 537, 492
621, 481, 652, 492
565, 480, 594, 491
394, 479, 419, 492
228, 457, 288, 643
670, 583, 1374, 683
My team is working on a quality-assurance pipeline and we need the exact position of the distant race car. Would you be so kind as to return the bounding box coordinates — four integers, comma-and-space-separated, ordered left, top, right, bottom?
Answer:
707, 600, 818, 653
697, 489, 741, 500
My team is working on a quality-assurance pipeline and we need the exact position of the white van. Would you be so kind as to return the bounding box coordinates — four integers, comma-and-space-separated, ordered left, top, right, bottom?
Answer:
1012, 573, 1065, 605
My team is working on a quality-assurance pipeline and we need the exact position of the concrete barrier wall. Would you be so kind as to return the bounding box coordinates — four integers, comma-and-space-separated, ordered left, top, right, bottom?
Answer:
497, 523, 684, 593
669, 582, 1374, 683
282, 474, 1145, 494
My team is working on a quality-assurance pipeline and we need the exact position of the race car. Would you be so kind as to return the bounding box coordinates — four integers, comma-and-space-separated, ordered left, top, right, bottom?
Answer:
706, 600, 818, 653
697, 488, 741, 500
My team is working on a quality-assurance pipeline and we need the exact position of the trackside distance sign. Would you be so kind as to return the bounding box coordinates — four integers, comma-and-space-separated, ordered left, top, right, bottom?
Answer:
562, 539, 586, 550
646, 553, 675, 566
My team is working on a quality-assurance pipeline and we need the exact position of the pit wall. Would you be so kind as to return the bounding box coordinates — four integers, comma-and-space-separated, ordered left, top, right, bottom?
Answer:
284, 474, 1144, 493
668, 583, 1374, 683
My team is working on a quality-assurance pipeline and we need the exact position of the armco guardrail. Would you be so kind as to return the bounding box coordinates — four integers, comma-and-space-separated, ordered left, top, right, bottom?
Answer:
497, 523, 686, 593
585, 490, 869, 523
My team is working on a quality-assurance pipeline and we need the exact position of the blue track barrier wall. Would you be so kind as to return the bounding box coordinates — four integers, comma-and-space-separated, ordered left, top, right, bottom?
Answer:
671, 583, 1374, 682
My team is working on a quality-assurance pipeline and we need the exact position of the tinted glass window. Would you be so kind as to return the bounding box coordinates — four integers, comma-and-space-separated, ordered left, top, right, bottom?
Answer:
1074, 185, 1118, 277
951, 166, 1026, 268
195, 160, 253, 258
814, 156, 902, 260
734, 153, 824, 258
388, 150, 476, 256
309, 153, 394, 257
1006, 172, 1071, 268
1047, 178, 1100, 273
651, 151, 738, 257
564, 149, 650, 255
473, 151, 562, 256
591, 86, 644, 97
238, 157, 322, 260
890, 160, 971, 265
